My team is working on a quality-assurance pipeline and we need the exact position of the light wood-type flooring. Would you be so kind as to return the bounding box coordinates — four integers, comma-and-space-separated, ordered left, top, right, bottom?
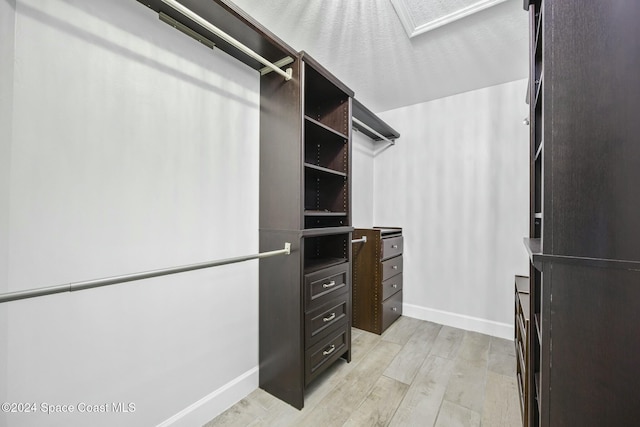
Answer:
204, 317, 521, 427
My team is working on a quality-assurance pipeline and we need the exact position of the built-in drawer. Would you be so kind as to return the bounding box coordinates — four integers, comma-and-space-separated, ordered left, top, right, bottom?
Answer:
305, 327, 348, 385
305, 298, 348, 348
381, 236, 403, 260
305, 262, 349, 310
381, 273, 403, 301
381, 255, 403, 281
381, 290, 402, 332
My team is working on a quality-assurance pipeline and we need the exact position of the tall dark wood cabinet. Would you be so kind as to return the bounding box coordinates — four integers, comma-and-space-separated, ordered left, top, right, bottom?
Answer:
259, 51, 354, 409
352, 227, 403, 334
521, 1, 640, 426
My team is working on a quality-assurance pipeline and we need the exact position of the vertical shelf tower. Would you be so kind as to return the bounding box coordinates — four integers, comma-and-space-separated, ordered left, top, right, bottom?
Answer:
259, 51, 354, 409
521, 1, 640, 426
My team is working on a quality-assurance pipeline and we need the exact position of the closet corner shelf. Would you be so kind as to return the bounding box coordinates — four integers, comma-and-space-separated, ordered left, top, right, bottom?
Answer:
352, 98, 400, 142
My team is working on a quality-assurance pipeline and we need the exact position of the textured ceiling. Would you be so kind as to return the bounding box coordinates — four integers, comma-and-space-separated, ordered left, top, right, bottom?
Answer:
231, 0, 528, 113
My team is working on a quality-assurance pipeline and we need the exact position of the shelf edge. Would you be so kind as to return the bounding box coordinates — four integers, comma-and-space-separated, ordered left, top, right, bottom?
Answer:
352, 98, 400, 142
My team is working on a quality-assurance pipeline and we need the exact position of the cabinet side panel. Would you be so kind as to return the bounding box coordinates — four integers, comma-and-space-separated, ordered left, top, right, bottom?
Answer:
260, 60, 302, 231
548, 263, 640, 425
351, 229, 381, 333
547, 1, 640, 260
259, 230, 304, 409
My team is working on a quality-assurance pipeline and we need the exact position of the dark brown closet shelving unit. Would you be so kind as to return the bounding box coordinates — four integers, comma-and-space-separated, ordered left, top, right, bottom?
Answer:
136, 0, 400, 411
520, 1, 640, 426
259, 50, 354, 409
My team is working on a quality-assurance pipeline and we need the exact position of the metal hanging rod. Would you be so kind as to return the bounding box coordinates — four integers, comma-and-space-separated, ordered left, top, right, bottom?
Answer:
352, 117, 396, 146
0, 243, 291, 304
160, 0, 293, 81
351, 236, 367, 244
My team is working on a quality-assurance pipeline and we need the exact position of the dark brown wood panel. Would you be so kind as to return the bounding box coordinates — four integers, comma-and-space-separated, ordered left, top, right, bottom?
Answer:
260, 58, 302, 231
546, 0, 640, 261
548, 263, 640, 426
259, 230, 304, 410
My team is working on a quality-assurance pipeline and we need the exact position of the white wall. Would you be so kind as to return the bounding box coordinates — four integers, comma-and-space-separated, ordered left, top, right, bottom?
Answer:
2, 1, 260, 426
375, 79, 530, 338
1, 1, 16, 425
351, 131, 375, 228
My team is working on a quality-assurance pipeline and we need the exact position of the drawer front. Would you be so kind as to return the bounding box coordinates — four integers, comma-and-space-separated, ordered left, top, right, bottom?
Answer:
305, 327, 348, 385
381, 273, 403, 301
381, 256, 403, 281
381, 236, 403, 260
305, 298, 348, 348
381, 290, 402, 332
305, 262, 349, 310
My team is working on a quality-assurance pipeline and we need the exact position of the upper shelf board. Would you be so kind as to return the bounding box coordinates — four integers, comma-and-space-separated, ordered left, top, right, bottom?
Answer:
352, 98, 401, 142
136, 0, 298, 72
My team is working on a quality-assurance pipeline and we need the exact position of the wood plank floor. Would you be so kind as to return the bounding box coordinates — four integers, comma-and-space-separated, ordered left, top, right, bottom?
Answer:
204, 317, 521, 427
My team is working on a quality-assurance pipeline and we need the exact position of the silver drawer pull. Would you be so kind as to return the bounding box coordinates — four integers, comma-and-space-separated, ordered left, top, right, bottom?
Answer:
391, 244, 398, 249
323, 280, 336, 288
323, 344, 336, 356
323, 313, 336, 322
392, 284, 398, 289
392, 307, 398, 312
392, 265, 398, 270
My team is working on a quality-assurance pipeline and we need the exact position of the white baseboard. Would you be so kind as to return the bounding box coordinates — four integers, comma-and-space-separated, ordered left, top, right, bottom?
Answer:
403, 303, 513, 340
156, 366, 258, 427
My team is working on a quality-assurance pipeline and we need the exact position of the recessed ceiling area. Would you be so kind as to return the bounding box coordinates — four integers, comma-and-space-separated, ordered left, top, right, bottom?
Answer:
232, 0, 528, 113
391, 0, 508, 37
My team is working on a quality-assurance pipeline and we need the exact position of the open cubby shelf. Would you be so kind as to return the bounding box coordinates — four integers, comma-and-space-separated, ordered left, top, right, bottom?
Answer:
303, 233, 350, 273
